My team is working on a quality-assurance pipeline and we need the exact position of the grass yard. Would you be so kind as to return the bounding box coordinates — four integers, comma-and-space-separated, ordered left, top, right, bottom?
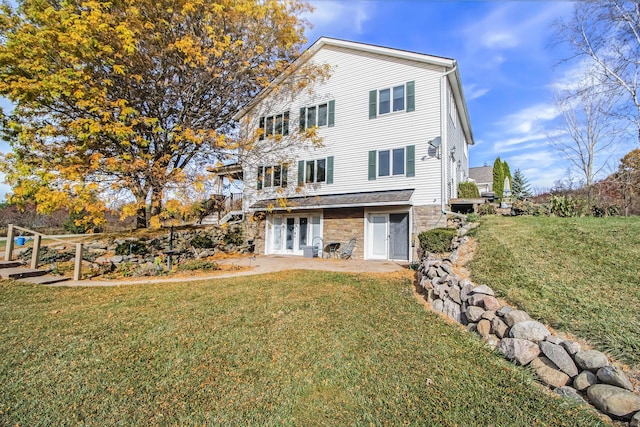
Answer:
0, 271, 604, 426
469, 215, 640, 368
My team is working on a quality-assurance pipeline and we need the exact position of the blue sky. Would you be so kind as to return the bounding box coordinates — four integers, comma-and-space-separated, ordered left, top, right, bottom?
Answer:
0, 1, 626, 199
304, 0, 584, 192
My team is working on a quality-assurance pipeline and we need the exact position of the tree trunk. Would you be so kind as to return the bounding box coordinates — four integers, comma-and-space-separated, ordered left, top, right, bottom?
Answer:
150, 187, 163, 218
136, 206, 147, 228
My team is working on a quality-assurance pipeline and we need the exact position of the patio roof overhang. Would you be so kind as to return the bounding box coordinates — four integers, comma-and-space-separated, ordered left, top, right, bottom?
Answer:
249, 189, 415, 211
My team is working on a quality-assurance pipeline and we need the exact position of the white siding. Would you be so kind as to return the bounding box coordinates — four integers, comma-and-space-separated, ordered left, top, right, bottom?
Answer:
243, 44, 467, 210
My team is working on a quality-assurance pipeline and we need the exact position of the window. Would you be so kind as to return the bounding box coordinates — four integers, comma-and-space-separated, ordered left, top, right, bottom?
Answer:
298, 157, 334, 185
377, 148, 405, 177
257, 164, 288, 190
368, 146, 415, 180
258, 111, 289, 140
299, 100, 335, 131
369, 81, 415, 119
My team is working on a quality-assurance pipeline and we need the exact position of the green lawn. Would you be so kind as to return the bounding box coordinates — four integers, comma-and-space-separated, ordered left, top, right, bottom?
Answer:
0, 271, 603, 426
469, 215, 640, 368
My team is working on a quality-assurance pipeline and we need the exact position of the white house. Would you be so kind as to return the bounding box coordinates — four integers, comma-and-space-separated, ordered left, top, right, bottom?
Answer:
230, 37, 474, 262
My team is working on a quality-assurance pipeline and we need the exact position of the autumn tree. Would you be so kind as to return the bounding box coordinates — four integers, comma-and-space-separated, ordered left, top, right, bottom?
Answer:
0, 0, 317, 228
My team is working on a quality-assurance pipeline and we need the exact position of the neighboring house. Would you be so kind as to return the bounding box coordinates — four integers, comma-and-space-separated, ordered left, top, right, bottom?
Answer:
230, 37, 474, 262
469, 166, 493, 194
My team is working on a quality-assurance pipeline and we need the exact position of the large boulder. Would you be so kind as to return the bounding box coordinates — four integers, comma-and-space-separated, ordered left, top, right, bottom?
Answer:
530, 357, 571, 388
491, 317, 509, 339
508, 321, 551, 343
467, 294, 501, 311
587, 384, 640, 420
539, 341, 579, 377
465, 306, 485, 323
574, 350, 610, 372
597, 366, 634, 391
470, 284, 494, 296
503, 310, 532, 327
498, 338, 540, 366
443, 298, 463, 323
554, 386, 587, 404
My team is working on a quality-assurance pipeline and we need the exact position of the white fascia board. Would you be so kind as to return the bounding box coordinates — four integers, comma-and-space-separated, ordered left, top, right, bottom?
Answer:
446, 67, 475, 146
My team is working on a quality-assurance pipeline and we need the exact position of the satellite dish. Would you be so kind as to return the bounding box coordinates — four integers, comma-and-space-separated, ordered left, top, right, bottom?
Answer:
429, 136, 442, 149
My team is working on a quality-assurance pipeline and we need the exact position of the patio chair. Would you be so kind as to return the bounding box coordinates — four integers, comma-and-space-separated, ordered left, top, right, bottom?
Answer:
339, 237, 356, 259
311, 236, 324, 258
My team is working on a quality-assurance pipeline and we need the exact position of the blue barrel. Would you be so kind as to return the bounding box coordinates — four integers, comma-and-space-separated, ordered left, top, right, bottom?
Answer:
16, 237, 25, 246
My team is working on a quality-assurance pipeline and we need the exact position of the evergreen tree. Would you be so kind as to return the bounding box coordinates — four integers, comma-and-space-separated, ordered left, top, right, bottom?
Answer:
502, 160, 512, 197
493, 157, 504, 199
512, 169, 533, 199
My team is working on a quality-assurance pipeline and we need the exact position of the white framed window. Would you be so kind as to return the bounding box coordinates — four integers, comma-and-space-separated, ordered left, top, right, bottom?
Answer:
299, 100, 335, 131
297, 157, 334, 185
377, 148, 405, 177
369, 81, 415, 119
258, 111, 289, 140
257, 164, 288, 190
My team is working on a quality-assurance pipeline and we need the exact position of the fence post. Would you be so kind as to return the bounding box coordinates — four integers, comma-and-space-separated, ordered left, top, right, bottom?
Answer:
73, 243, 83, 281
31, 234, 42, 269
5, 224, 15, 261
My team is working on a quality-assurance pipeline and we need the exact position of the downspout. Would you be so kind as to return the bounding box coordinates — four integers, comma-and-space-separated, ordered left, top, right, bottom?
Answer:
440, 63, 466, 221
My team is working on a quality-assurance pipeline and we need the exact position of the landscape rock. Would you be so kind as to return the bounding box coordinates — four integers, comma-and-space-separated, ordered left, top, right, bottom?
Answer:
575, 350, 610, 372
470, 284, 494, 296
545, 336, 563, 345
491, 317, 509, 339
631, 411, 640, 427
443, 298, 463, 323
496, 306, 514, 317
465, 306, 485, 323
449, 287, 462, 304
504, 310, 532, 327
432, 299, 444, 313
554, 386, 587, 404
481, 310, 496, 322
477, 319, 491, 338
597, 366, 634, 391
587, 384, 640, 420
561, 340, 582, 356
508, 320, 551, 343
573, 371, 598, 391
467, 294, 501, 311
440, 262, 453, 275
460, 283, 475, 302
109, 255, 124, 264
530, 357, 571, 388
484, 334, 500, 350
498, 338, 540, 366
539, 341, 579, 377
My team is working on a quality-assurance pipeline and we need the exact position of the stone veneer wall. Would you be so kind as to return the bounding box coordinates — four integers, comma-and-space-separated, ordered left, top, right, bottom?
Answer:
323, 207, 365, 259
416, 224, 640, 425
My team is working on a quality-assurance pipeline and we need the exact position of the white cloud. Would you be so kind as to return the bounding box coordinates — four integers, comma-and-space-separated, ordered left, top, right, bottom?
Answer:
465, 84, 490, 101
307, 1, 373, 37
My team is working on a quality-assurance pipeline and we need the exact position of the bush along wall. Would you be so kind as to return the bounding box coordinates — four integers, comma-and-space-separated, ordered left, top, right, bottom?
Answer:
416, 227, 640, 424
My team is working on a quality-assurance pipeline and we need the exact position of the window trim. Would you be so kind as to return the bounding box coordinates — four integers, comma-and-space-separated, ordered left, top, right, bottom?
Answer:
368, 145, 415, 180
299, 100, 335, 131
258, 111, 289, 140
298, 156, 334, 185
369, 81, 415, 119
257, 163, 288, 190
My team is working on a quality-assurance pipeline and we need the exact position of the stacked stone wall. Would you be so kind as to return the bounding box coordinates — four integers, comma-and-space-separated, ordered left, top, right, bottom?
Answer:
416, 226, 640, 424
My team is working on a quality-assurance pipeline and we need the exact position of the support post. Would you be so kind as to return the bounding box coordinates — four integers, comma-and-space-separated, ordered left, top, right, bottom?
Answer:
5, 224, 15, 261
73, 243, 83, 281
31, 234, 42, 269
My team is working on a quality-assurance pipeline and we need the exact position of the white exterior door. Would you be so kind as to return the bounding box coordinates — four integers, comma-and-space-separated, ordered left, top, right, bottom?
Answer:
266, 213, 322, 256
369, 214, 388, 259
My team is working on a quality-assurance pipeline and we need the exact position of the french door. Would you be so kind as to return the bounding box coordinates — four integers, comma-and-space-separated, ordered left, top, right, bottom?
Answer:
267, 214, 321, 255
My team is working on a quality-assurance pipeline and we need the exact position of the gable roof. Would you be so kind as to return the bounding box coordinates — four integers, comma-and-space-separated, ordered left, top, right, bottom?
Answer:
469, 166, 493, 184
233, 37, 474, 145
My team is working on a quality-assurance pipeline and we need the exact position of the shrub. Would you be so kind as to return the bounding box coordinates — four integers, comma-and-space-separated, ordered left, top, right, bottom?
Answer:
223, 226, 244, 246
466, 213, 480, 222
548, 195, 588, 217
191, 234, 215, 248
115, 241, 148, 256
511, 200, 547, 216
458, 182, 480, 198
477, 204, 497, 216
177, 259, 219, 271
418, 228, 456, 254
